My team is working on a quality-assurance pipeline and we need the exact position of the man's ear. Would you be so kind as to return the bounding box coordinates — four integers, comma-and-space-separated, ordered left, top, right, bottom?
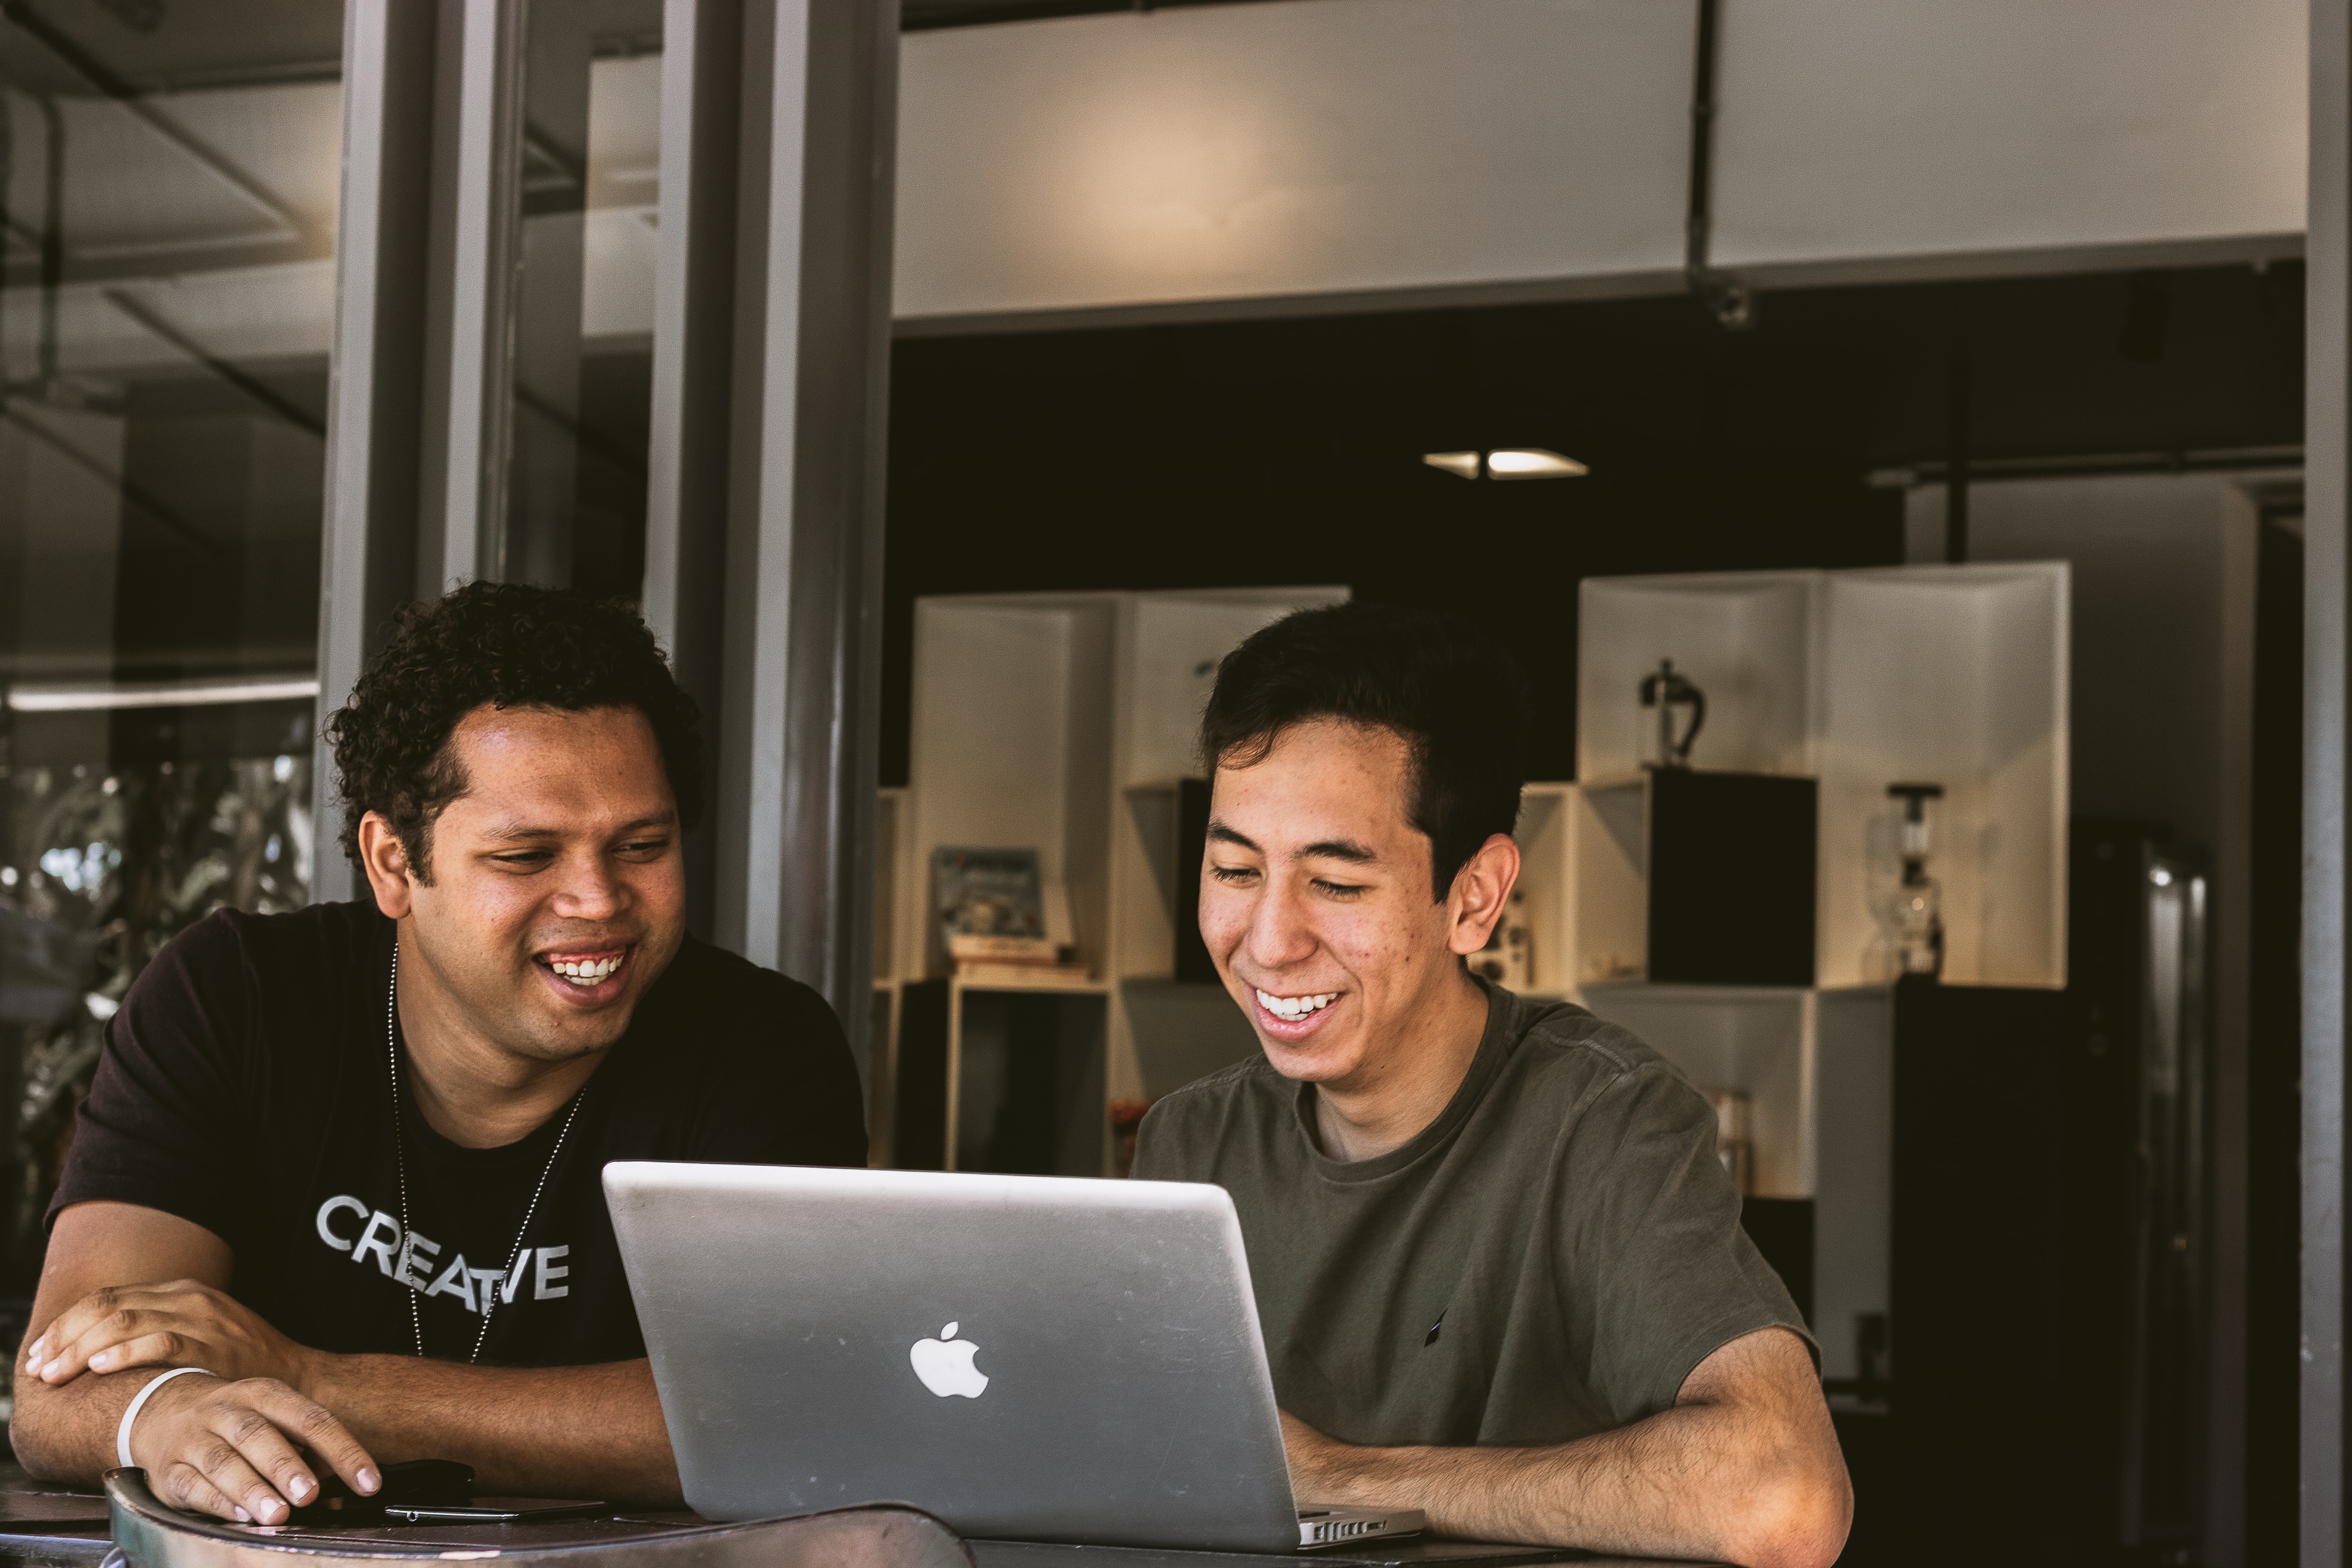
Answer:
356, 812, 419, 920
1445, 833, 1522, 956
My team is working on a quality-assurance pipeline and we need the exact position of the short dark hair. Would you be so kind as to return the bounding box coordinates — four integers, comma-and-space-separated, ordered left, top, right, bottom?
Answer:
1199, 603, 1528, 899
326, 581, 704, 880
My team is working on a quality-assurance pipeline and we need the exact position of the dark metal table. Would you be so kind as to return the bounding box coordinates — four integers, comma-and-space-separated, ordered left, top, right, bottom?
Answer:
0, 1466, 1695, 1568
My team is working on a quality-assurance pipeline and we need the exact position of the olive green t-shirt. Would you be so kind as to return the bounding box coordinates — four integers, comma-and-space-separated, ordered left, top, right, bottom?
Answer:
1128, 980, 1810, 1448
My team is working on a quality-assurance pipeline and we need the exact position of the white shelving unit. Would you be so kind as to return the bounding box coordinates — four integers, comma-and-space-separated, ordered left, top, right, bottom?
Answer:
1552, 563, 2070, 1377
1508, 782, 1582, 996
1578, 562, 2069, 990
878, 585, 1348, 1173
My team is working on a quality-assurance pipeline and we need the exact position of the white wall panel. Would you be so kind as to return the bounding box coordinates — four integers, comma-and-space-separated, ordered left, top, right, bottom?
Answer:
894, 0, 1695, 325
896, 0, 2307, 327
1705, 0, 2305, 275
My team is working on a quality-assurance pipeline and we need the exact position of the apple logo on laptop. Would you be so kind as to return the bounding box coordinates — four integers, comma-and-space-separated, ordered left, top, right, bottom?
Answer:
909, 1321, 989, 1399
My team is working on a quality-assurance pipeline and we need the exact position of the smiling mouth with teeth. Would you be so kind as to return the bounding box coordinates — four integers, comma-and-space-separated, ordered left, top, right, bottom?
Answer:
1256, 988, 1339, 1021
544, 952, 625, 988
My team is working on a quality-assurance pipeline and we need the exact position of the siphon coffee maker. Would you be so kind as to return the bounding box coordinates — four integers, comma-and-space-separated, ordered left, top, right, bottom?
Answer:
1880, 782, 1946, 979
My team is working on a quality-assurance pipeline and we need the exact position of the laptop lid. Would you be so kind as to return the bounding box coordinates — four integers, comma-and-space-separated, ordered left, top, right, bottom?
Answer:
604, 1161, 1302, 1552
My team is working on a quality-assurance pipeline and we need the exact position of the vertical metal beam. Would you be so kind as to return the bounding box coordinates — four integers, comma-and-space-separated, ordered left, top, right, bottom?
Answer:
705, 0, 898, 1074
312, 0, 439, 906
506, 3, 592, 590
644, 0, 747, 942
433, 0, 526, 590
2307, 1, 2349, 1560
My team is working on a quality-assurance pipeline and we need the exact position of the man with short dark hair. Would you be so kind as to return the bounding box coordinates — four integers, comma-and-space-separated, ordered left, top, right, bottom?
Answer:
11, 582, 866, 1523
1132, 603, 1851, 1568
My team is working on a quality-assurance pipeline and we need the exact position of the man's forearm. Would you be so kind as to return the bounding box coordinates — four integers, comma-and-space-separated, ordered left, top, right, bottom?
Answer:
303, 1355, 679, 1505
1293, 1402, 1844, 1568
11, 1364, 158, 1485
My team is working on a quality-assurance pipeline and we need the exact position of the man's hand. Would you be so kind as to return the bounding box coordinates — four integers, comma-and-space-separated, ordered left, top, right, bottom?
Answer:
25, 1280, 312, 1391
122, 1372, 380, 1525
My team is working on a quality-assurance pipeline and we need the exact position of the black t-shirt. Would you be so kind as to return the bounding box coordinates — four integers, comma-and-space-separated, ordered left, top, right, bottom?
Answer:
49, 900, 867, 1367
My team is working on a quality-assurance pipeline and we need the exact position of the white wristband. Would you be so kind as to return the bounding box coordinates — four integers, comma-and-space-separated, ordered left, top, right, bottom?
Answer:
116, 1367, 214, 1470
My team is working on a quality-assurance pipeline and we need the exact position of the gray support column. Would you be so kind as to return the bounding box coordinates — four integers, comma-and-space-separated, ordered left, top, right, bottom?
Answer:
428, 0, 527, 590
506, 4, 592, 589
2308, 1, 2349, 1561
643, 0, 898, 1067
644, 0, 749, 942
312, 0, 441, 906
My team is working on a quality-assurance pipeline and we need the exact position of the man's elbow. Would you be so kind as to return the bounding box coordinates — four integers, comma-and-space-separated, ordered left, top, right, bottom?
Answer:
10, 1410, 75, 1486
10, 1383, 93, 1488
1723, 1450, 1853, 1568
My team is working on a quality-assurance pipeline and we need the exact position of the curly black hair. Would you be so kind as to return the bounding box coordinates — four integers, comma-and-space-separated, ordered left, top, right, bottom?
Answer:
325, 581, 704, 880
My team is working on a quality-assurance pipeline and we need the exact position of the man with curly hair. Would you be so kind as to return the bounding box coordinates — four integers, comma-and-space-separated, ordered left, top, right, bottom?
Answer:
8, 582, 866, 1522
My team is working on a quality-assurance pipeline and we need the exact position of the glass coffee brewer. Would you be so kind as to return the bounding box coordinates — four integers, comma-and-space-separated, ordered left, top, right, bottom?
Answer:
1871, 782, 1946, 981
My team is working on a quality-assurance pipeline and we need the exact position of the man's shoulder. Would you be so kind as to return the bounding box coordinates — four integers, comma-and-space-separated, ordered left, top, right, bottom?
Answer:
136, 899, 378, 1002
632, 936, 846, 1060
1146, 1051, 1288, 1123
1483, 993, 1715, 1139
1129, 1053, 1286, 1180
1503, 995, 1675, 1090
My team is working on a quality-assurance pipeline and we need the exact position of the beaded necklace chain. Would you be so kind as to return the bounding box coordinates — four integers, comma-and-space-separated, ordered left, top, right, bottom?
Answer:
385, 942, 584, 1363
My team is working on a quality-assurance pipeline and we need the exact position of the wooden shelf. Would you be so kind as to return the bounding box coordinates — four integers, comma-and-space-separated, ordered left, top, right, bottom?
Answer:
951, 974, 1112, 995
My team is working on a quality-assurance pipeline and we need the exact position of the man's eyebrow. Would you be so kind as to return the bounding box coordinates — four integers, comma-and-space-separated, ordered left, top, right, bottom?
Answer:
480, 812, 676, 844
1206, 822, 1377, 865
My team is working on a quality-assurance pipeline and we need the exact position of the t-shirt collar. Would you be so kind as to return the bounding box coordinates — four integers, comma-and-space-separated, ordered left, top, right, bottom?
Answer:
1288, 975, 1530, 1184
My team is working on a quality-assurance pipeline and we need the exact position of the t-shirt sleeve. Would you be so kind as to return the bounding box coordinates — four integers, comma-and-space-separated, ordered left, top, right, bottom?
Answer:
1560, 1058, 1815, 1424
47, 910, 256, 1246
679, 972, 868, 1168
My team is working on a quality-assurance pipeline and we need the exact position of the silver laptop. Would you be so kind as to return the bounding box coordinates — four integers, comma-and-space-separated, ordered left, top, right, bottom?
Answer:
604, 1161, 1424, 1552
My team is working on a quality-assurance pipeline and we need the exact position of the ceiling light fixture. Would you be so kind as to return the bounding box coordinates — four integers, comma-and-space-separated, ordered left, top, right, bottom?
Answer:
1421, 449, 1589, 480
1486, 448, 1589, 479
5, 675, 320, 713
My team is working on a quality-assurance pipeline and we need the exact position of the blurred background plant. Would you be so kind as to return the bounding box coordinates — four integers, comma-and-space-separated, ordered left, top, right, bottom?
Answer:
0, 751, 312, 1292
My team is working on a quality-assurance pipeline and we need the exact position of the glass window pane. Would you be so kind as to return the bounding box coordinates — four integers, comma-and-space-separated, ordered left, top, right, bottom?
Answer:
0, 0, 340, 1303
